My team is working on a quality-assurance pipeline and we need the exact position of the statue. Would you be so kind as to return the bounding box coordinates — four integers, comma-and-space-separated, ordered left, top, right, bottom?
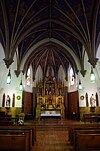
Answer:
90, 94, 96, 107
36, 97, 43, 119
6, 95, 11, 107
59, 97, 65, 118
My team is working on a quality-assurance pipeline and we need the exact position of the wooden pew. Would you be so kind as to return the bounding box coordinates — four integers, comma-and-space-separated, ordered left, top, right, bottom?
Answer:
0, 120, 14, 125
0, 125, 36, 151
73, 129, 100, 151
0, 129, 29, 151
0, 115, 18, 126
83, 114, 100, 123
68, 124, 100, 146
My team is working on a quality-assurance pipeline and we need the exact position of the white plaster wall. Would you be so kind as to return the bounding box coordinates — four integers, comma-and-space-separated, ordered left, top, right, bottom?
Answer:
78, 52, 100, 107
0, 44, 22, 107
0, 40, 100, 108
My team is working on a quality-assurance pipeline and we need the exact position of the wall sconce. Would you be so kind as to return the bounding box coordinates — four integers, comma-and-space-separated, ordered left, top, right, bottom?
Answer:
78, 79, 82, 90
7, 69, 11, 85
90, 67, 95, 82
19, 80, 23, 91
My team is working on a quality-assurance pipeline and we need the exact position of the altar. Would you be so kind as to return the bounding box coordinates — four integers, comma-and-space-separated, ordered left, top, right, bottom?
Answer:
40, 109, 61, 120
36, 95, 64, 119
41, 108, 61, 114
36, 72, 65, 119
40, 113, 61, 120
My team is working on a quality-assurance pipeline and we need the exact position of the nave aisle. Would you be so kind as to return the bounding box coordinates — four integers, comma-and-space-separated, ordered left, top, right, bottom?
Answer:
32, 126, 73, 151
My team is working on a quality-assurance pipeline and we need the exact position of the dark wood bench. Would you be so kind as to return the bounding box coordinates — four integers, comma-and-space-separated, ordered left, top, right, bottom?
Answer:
83, 114, 100, 123
73, 129, 100, 151
0, 129, 30, 151
0, 115, 18, 125
0, 125, 36, 150
0, 120, 14, 125
68, 124, 100, 146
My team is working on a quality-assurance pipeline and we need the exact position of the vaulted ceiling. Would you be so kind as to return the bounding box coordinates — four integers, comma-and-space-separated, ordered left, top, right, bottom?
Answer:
0, 0, 100, 77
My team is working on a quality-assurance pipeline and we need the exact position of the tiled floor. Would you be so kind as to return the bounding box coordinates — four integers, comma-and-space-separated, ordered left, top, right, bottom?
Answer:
32, 127, 73, 151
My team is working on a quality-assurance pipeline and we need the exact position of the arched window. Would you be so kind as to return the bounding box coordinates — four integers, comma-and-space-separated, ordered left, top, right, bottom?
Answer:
26, 66, 32, 86
58, 65, 65, 83
70, 67, 74, 86
35, 65, 43, 84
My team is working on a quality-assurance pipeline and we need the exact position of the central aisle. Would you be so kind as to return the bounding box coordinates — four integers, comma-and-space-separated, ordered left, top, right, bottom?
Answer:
32, 126, 73, 151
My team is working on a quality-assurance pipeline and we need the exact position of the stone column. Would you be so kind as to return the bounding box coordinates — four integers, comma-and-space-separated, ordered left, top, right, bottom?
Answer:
32, 81, 37, 118
64, 80, 68, 118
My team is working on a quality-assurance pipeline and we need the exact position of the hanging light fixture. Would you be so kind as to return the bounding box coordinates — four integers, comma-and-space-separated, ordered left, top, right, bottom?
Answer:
78, 79, 82, 90
90, 67, 95, 82
7, 69, 11, 85
19, 79, 23, 91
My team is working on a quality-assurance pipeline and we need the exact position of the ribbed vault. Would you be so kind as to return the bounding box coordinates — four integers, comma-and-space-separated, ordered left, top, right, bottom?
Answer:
0, 0, 99, 77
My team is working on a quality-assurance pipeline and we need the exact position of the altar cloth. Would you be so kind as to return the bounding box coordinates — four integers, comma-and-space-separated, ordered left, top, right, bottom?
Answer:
41, 113, 61, 116
40, 113, 61, 120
